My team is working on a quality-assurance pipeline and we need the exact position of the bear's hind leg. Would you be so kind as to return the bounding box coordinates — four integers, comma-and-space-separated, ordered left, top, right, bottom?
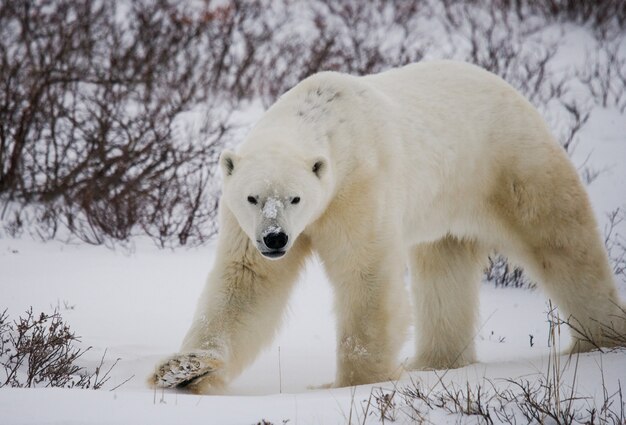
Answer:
493, 155, 626, 352
522, 242, 625, 353
409, 236, 486, 370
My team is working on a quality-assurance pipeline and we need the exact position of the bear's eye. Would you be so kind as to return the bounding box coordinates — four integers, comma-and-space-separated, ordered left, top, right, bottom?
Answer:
291, 197, 301, 205
247, 196, 258, 205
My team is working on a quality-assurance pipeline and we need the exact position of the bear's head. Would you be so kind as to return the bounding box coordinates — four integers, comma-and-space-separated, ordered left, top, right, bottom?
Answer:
219, 148, 332, 260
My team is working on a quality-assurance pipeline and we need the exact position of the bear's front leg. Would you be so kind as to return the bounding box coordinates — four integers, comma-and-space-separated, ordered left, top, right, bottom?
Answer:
150, 206, 309, 394
321, 246, 410, 387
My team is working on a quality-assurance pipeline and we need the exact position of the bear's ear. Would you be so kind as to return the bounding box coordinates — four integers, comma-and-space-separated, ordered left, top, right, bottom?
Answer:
311, 157, 327, 179
220, 150, 239, 177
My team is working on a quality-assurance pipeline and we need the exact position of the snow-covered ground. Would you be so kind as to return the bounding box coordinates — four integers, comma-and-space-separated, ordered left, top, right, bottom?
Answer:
1, 218, 625, 423
0, 234, 622, 424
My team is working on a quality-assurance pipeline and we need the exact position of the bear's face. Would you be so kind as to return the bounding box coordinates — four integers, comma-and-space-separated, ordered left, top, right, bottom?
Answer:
220, 150, 330, 260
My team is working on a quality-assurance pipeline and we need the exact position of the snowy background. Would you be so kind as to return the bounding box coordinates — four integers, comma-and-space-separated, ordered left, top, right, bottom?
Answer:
1, 1, 626, 423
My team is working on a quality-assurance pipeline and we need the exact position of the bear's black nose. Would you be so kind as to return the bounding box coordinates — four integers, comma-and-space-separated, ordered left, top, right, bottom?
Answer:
263, 232, 288, 250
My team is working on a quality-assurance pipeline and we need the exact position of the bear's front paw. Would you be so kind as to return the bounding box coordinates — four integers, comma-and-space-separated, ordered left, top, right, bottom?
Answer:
151, 351, 223, 390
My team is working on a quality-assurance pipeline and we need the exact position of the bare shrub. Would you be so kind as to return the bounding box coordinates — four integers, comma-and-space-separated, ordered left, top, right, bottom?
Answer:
366, 378, 495, 424
256, 0, 430, 103
520, 0, 626, 33
451, 0, 626, 36
558, 100, 593, 154
0, 0, 235, 247
437, 0, 567, 104
0, 308, 119, 389
485, 255, 536, 289
579, 38, 626, 113
252, 420, 290, 425
372, 388, 398, 423
604, 208, 626, 286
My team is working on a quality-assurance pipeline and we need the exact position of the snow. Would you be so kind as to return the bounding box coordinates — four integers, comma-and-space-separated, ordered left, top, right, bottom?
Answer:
1, 226, 625, 423
262, 197, 284, 220
262, 225, 283, 237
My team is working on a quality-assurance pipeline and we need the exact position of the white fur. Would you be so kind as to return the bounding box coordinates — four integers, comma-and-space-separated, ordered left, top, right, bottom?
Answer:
151, 61, 625, 393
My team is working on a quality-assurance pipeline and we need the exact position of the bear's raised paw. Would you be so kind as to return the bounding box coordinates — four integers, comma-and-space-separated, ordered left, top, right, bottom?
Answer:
151, 351, 223, 389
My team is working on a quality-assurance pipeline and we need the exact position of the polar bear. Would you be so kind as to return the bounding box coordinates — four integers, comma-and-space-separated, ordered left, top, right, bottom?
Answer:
151, 60, 625, 394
